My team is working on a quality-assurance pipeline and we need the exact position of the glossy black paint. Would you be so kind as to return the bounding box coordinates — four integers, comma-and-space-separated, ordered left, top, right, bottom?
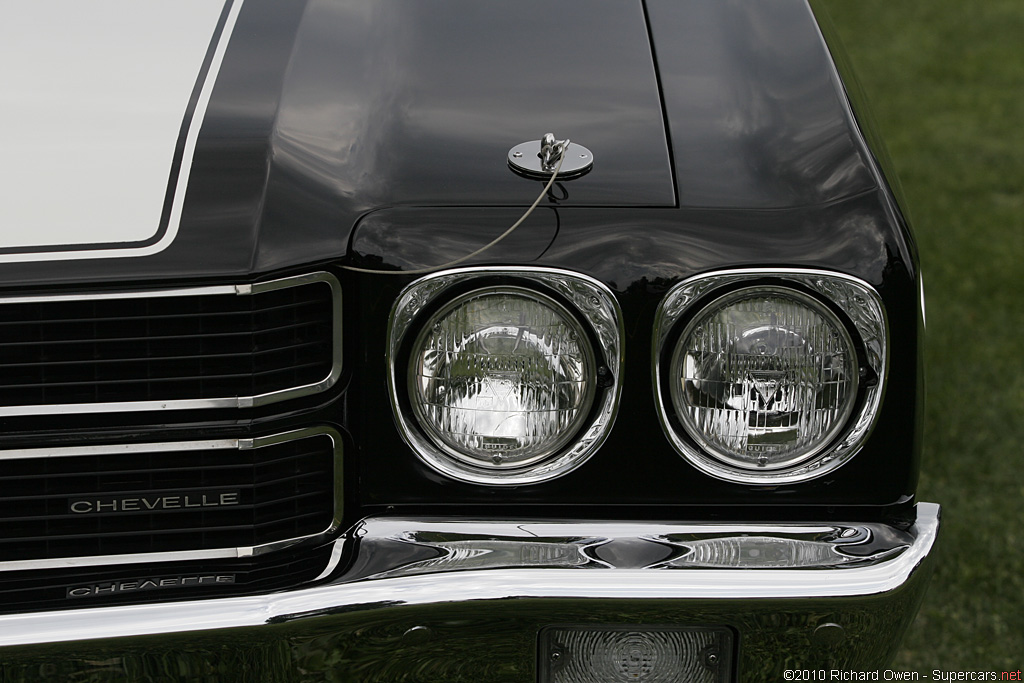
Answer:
0, 1, 921, 523
348, 199, 920, 518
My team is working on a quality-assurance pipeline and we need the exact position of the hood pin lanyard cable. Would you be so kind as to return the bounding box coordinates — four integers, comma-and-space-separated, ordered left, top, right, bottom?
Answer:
341, 145, 566, 276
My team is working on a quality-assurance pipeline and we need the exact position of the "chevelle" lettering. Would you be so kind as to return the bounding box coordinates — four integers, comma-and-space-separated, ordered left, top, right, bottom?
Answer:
67, 574, 236, 598
68, 491, 240, 514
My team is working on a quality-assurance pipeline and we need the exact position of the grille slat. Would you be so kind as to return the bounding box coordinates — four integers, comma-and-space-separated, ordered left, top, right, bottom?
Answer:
0, 449, 329, 483
2, 340, 327, 369
0, 361, 328, 390
0, 462, 250, 482
0, 297, 326, 329
0, 273, 339, 412
0, 431, 339, 563
0, 319, 323, 347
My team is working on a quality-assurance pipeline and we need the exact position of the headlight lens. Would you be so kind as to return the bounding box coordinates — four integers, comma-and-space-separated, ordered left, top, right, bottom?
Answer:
408, 287, 595, 469
670, 287, 858, 470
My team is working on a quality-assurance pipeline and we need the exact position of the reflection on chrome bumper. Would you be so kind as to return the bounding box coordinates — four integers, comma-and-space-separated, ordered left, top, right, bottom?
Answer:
0, 504, 939, 681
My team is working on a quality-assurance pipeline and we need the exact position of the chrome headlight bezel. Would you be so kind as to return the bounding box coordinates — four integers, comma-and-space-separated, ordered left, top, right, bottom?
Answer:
653, 269, 888, 485
389, 267, 623, 486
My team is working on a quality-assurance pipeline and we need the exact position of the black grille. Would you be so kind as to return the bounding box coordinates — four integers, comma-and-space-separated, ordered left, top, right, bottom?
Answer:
0, 274, 337, 411
0, 431, 338, 562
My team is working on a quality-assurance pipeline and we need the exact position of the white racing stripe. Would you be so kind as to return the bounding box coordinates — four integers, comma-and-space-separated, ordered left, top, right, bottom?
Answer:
0, 0, 243, 262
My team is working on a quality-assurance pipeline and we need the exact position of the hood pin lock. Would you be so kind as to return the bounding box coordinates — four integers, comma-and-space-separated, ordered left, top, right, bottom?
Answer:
508, 133, 593, 180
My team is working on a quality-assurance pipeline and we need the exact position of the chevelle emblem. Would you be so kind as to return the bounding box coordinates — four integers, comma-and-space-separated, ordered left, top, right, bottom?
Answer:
68, 490, 240, 514
67, 575, 235, 599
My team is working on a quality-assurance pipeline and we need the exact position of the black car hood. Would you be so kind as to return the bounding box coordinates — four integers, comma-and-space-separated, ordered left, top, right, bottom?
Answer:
271, 0, 675, 210
0, 0, 880, 287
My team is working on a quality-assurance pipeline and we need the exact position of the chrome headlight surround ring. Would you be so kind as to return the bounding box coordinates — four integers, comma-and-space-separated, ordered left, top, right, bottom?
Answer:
653, 268, 888, 485
388, 267, 624, 486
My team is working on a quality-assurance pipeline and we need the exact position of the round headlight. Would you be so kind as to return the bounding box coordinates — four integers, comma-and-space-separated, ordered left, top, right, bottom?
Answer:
408, 287, 596, 470
669, 286, 858, 471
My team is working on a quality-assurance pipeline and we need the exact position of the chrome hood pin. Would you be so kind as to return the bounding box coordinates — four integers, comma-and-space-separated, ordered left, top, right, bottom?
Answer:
508, 132, 594, 180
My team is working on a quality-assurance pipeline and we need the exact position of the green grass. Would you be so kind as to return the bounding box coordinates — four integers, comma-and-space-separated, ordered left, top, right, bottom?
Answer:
816, 0, 1024, 670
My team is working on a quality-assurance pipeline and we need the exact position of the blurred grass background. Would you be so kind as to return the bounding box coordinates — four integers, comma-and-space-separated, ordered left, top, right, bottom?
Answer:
816, 0, 1024, 671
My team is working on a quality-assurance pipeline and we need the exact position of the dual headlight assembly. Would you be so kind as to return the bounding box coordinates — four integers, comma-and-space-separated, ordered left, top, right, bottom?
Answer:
388, 267, 886, 486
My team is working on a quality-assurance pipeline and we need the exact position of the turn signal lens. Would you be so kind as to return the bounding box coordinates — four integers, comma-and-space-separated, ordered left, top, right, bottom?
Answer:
409, 287, 595, 469
670, 287, 858, 470
539, 626, 732, 683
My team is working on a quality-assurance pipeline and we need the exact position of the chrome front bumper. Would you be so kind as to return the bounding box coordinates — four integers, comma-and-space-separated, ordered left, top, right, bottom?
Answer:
0, 503, 939, 681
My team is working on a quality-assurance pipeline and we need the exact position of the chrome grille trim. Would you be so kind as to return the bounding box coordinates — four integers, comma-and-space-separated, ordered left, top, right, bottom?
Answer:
0, 271, 342, 416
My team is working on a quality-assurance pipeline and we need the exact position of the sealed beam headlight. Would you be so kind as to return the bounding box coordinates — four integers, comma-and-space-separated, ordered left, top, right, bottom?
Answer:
409, 287, 595, 468
671, 287, 857, 470
654, 270, 887, 484
390, 268, 623, 486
